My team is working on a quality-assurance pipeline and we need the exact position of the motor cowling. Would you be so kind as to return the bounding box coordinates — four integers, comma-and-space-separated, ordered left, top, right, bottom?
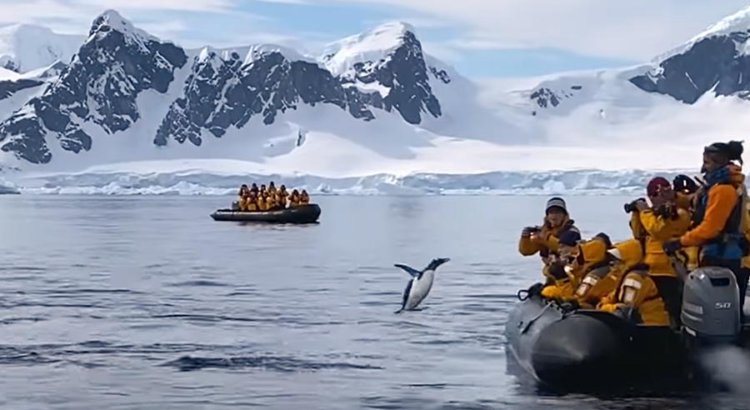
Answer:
680, 266, 741, 343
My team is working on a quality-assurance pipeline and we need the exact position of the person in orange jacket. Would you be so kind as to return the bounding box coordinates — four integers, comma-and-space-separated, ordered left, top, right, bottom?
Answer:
664, 141, 749, 316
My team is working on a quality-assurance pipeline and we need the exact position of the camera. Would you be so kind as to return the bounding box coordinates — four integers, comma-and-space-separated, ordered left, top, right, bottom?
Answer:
623, 198, 645, 213
654, 204, 678, 220
523, 226, 542, 236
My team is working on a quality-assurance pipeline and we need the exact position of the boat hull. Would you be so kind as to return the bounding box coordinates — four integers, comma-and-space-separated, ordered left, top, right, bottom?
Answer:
210, 204, 321, 224
505, 293, 685, 390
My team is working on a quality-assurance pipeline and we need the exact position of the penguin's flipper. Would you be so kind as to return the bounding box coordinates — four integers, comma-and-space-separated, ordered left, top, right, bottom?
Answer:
394, 264, 421, 277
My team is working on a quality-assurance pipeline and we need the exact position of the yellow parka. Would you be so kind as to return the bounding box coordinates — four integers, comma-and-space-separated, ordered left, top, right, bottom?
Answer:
629, 206, 691, 277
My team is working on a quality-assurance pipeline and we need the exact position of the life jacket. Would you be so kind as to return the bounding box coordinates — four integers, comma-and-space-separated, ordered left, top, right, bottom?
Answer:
693, 166, 748, 261
575, 239, 643, 303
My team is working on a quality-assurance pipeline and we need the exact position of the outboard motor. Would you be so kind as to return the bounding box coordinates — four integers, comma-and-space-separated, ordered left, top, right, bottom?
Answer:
680, 266, 741, 345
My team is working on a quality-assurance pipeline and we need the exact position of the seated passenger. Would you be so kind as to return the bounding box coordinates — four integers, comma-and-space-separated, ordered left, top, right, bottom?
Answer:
574, 239, 643, 309
257, 194, 268, 211
238, 184, 250, 211
541, 232, 610, 301
268, 181, 278, 197
247, 193, 258, 212
300, 189, 310, 204
267, 193, 278, 210
289, 189, 301, 207
597, 265, 670, 327
278, 185, 289, 208
250, 183, 259, 195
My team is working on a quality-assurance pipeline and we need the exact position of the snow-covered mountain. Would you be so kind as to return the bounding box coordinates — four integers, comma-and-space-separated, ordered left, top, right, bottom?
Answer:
0, 10, 527, 172
3, 6, 750, 195
519, 6, 750, 116
0, 24, 83, 73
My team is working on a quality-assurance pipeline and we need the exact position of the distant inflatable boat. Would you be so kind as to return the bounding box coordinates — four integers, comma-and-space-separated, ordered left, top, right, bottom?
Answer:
210, 204, 321, 224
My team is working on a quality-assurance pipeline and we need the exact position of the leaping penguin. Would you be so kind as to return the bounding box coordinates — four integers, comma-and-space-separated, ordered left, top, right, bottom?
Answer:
394, 257, 450, 314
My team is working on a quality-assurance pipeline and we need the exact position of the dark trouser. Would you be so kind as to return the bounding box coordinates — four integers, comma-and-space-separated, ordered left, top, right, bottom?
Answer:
652, 275, 682, 327
701, 257, 747, 321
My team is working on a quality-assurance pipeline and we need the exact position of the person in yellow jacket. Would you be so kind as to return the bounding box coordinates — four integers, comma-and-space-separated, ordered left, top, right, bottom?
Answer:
664, 141, 750, 317
628, 177, 692, 322
237, 184, 250, 211
595, 239, 666, 327
519, 197, 581, 285
246, 192, 258, 212
540, 232, 609, 301
278, 185, 289, 209
574, 239, 643, 309
597, 265, 670, 327
289, 189, 301, 207
257, 194, 268, 211
300, 189, 310, 204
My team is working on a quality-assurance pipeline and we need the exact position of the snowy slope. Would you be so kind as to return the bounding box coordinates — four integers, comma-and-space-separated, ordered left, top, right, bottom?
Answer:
321, 21, 415, 77
0, 24, 83, 72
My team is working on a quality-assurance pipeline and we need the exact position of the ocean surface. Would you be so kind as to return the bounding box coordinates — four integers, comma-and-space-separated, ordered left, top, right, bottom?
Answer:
1, 194, 750, 409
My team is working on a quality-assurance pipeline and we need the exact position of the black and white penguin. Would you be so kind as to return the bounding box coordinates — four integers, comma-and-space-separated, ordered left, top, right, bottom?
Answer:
394, 257, 450, 313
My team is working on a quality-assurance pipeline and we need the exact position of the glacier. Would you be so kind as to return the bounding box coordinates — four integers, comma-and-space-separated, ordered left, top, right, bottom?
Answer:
5, 164, 698, 196
0, 176, 20, 194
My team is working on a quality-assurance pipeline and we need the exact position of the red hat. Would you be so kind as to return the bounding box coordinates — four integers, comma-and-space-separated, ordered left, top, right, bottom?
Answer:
647, 177, 671, 197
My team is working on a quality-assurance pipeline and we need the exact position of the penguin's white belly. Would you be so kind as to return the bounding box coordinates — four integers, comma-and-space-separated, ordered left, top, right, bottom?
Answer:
406, 271, 435, 309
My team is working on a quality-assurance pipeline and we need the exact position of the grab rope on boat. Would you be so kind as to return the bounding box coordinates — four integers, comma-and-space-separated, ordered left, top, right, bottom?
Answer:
517, 283, 544, 301
521, 303, 553, 334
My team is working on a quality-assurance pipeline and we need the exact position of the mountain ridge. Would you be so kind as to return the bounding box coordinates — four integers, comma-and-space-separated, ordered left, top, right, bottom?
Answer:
2, 7, 750, 175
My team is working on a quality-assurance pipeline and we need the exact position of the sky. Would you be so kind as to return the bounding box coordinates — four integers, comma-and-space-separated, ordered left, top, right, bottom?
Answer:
2, 0, 750, 79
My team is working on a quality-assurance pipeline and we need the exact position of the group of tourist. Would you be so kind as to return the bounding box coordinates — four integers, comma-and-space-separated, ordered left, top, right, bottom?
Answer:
520, 140, 750, 327
234, 182, 310, 212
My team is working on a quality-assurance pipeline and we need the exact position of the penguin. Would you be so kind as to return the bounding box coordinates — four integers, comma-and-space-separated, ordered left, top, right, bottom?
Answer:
394, 257, 450, 313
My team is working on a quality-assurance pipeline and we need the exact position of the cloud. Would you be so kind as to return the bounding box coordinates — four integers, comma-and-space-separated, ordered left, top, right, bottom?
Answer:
136, 20, 191, 40
72, 0, 236, 12
322, 0, 750, 61
420, 41, 463, 63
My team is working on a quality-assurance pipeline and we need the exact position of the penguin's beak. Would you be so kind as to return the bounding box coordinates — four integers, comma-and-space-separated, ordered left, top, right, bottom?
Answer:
439, 257, 451, 265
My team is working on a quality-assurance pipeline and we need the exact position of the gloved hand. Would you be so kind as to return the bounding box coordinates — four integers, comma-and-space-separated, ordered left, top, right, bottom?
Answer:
598, 303, 620, 313
663, 239, 683, 255
527, 282, 544, 297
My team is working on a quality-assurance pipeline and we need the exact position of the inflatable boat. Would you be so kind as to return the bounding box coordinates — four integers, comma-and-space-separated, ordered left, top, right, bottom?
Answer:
505, 264, 747, 391
210, 204, 321, 224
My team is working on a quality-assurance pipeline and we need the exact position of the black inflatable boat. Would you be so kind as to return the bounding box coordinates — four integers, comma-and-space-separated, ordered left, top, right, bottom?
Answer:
505, 290, 686, 390
505, 261, 750, 392
210, 204, 321, 224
